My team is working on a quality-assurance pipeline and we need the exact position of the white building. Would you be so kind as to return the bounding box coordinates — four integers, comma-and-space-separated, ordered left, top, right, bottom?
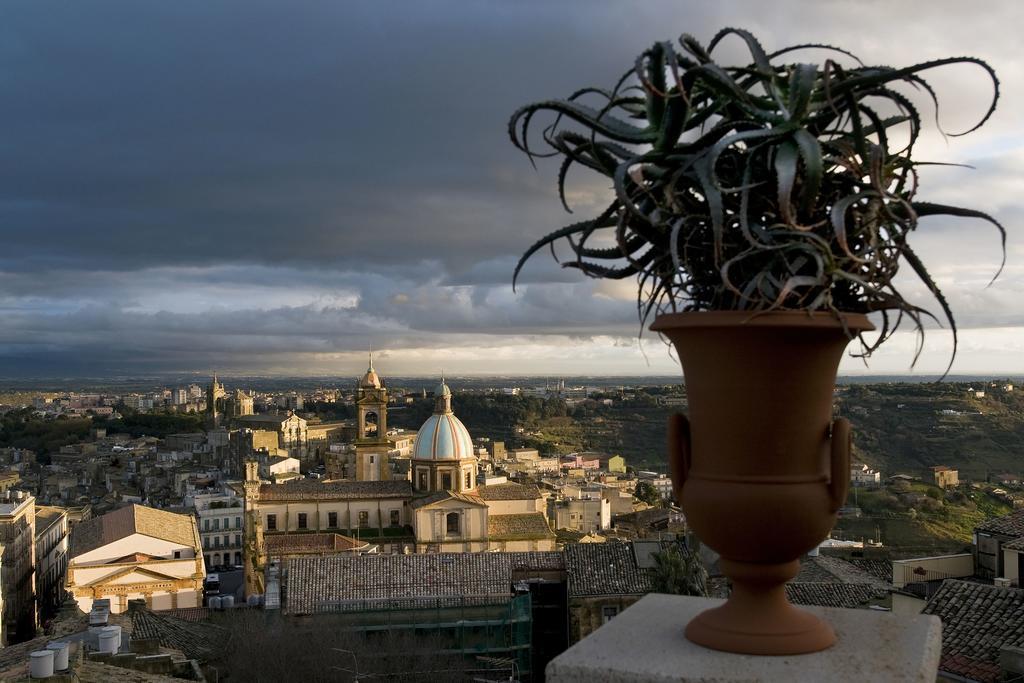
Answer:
66, 504, 204, 614
34, 506, 69, 619
850, 463, 882, 488
637, 471, 674, 501
193, 492, 245, 570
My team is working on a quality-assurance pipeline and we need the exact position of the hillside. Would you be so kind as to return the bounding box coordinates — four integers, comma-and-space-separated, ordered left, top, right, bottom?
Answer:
837, 382, 1024, 481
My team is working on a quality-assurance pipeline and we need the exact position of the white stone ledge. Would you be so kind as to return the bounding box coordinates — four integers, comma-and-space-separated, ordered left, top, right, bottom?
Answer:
547, 594, 941, 683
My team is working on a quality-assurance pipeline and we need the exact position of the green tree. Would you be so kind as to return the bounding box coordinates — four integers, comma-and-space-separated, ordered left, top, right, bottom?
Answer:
649, 547, 709, 597
634, 481, 663, 507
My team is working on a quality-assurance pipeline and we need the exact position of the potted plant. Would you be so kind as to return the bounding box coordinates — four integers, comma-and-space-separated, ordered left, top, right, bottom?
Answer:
509, 28, 1003, 655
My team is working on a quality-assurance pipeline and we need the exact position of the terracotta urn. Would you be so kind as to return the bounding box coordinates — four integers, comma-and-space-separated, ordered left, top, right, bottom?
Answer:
650, 310, 874, 655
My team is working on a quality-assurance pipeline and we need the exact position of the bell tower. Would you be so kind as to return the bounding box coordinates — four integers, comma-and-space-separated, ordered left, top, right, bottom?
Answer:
355, 353, 391, 481
242, 460, 266, 598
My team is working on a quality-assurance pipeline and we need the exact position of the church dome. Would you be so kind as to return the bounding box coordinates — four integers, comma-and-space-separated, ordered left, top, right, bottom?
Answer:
358, 353, 382, 389
359, 368, 382, 389
435, 379, 451, 397
413, 413, 474, 460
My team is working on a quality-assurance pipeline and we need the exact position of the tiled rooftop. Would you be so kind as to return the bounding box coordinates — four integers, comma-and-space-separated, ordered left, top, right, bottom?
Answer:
129, 602, 228, 662
477, 482, 542, 500
487, 512, 554, 540
285, 551, 564, 614
565, 543, 655, 597
793, 555, 891, 590
265, 532, 365, 554
844, 558, 894, 583
409, 490, 485, 509
70, 504, 201, 558
258, 479, 412, 501
785, 582, 887, 609
923, 579, 1024, 683
1002, 536, 1024, 551
975, 508, 1024, 537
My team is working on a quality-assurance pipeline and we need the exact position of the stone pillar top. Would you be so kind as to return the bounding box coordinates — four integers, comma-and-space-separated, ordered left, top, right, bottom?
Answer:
547, 594, 941, 683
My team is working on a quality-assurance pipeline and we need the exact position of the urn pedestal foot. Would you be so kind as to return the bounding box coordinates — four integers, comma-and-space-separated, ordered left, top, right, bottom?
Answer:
685, 558, 835, 655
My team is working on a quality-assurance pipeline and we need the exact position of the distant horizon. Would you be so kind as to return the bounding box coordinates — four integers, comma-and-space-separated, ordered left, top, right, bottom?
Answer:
2, 371, 1021, 394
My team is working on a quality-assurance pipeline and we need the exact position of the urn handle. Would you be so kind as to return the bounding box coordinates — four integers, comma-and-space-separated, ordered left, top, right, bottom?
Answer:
828, 418, 851, 513
668, 412, 691, 503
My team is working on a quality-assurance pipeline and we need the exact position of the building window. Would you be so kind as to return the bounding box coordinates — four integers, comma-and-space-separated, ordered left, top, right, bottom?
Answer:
235, 517, 242, 529
174, 551, 181, 559
204, 519, 210, 531
328, 512, 338, 528
298, 513, 308, 529
358, 511, 369, 528
602, 606, 619, 624
234, 552, 242, 565
464, 471, 472, 489
235, 534, 241, 547
446, 512, 460, 535
390, 510, 400, 527
267, 514, 277, 531
214, 518, 220, 531
203, 537, 210, 549
418, 470, 428, 491
369, 454, 375, 464
441, 472, 453, 490
214, 537, 221, 548
224, 534, 230, 547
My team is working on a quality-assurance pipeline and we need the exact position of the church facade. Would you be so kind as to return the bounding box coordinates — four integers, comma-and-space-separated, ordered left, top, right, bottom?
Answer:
242, 362, 554, 584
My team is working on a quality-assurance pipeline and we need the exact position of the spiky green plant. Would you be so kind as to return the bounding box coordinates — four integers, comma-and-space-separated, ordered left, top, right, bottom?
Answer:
510, 28, 1004, 371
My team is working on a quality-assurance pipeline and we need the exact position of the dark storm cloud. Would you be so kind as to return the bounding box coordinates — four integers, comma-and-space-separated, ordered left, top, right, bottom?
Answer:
0, 0, 1021, 375
0, 0, 632, 275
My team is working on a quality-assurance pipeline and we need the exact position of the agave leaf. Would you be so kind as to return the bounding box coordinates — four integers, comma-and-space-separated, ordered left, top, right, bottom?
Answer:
830, 57, 999, 136
767, 42, 865, 66
773, 139, 800, 226
791, 129, 823, 214
911, 202, 1007, 282
512, 214, 615, 290
510, 100, 657, 150
708, 27, 774, 74
787, 63, 818, 120
899, 243, 957, 377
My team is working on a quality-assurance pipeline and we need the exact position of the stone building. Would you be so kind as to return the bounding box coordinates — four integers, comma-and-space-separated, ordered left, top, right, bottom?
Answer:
33, 505, 68, 621
223, 388, 254, 418
932, 465, 960, 489
551, 495, 612, 534
0, 491, 36, 644
66, 504, 204, 614
228, 428, 281, 475
234, 413, 308, 459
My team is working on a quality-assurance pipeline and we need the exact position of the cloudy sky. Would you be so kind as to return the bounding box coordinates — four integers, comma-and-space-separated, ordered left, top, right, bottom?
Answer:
0, 0, 1021, 378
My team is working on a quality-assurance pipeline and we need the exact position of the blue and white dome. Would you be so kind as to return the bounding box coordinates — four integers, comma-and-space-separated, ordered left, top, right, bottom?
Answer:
413, 379, 473, 460
413, 413, 474, 460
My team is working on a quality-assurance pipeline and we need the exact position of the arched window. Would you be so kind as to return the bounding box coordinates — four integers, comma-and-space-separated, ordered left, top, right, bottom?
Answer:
363, 411, 379, 438
446, 512, 460, 535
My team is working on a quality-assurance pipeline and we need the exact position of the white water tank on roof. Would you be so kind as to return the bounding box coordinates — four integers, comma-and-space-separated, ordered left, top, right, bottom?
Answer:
221, 595, 234, 609
45, 642, 69, 670
208, 596, 222, 609
30, 650, 55, 679
98, 625, 121, 654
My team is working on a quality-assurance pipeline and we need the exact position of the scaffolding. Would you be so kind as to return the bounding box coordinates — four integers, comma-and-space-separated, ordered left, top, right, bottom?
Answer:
313, 592, 533, 678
